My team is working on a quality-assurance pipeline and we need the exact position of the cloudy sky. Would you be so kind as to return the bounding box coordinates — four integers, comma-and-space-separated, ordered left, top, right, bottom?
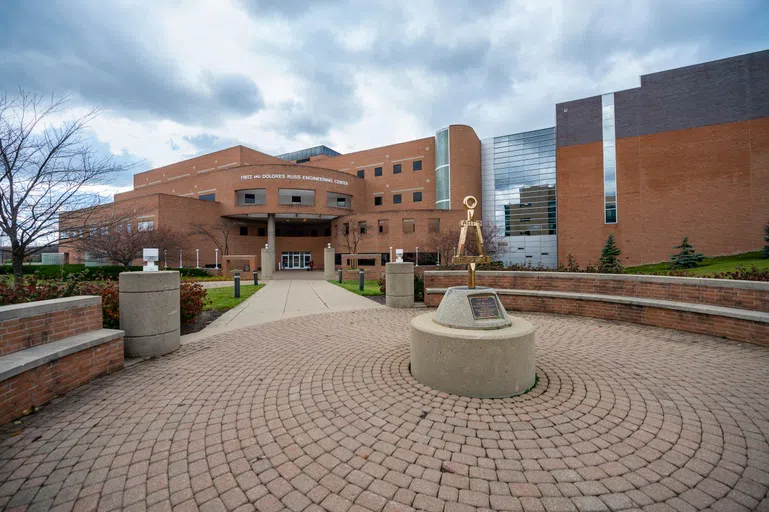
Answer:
1, 0, 767, 192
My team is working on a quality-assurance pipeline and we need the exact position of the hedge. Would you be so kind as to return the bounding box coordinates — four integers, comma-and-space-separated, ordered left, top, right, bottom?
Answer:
0, 277, 206, 328
0, 264, 216, 280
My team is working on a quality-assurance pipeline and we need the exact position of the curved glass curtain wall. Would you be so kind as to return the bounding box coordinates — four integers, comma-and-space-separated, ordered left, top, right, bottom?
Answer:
434, 128, 450, 210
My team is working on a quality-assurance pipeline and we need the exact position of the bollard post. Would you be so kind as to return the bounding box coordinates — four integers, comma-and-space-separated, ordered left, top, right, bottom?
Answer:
338, 269, 343, 283
359, 269, 365, 292
234, 271, 241, 298
254, 271, 258, 286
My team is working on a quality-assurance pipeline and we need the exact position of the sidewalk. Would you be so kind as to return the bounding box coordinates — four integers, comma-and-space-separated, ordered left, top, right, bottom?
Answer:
181, 279, 382, 344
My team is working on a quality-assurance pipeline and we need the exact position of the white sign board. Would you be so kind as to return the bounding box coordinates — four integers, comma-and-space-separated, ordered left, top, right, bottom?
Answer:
143, 248, 159, 261
240, 173, 349, 186
143, 248, 159, 272
395, 249, 404, 263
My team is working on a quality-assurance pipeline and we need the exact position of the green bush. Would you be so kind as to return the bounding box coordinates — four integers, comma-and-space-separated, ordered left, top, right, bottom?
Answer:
598, 234, 623, 273
0, 264, 215, 280
670, 237, 705, 269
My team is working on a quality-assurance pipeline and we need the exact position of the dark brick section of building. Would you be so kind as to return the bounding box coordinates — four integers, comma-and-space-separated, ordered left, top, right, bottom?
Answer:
556, 49, 769, 146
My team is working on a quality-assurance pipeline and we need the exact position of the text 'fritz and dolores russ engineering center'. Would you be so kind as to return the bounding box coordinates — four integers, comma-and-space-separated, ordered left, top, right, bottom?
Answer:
61, 50, 769, 271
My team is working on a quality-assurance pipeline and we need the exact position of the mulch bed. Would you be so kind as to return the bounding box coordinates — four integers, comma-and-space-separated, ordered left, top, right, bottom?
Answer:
181, 309, 226, 335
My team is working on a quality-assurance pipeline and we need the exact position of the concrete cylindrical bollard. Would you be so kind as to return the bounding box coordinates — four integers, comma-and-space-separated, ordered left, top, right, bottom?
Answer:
260, 248, 274, 279
386, 262, 414, 308
323, 246, 336, 280
119, 271, 180, 357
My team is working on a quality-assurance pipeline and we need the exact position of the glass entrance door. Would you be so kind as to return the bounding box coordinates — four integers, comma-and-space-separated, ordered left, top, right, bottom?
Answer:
281, 252, 312, 269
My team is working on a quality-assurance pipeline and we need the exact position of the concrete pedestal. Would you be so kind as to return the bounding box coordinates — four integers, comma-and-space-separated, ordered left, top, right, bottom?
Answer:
386, 262, 414, 308
119, 271, 180, 358
324, 247, 336, 280
261, 248, 274, 279
411, 312, 536, 398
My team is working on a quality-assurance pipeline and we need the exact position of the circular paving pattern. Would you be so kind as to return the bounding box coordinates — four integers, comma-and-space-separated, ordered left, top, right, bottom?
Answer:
1, 309, 769, 512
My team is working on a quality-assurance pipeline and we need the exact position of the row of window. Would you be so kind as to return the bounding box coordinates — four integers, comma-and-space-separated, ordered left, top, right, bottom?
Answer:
356, 160, 421, 179
233, 189, 353, 208
239, 226, 333, 237
62, 219, 154, 239
344, 217, 440, 236
373, 191, 422, 206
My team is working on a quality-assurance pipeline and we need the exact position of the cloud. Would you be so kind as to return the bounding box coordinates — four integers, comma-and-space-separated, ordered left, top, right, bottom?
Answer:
0, 0, 264, 124
1, 0, 766, 173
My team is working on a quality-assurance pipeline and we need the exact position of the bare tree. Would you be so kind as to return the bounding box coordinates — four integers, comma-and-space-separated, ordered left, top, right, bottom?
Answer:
0, 90, 132, 280
190, 218, 241, 255
76, 225, 185, 269
426, 223, 503, 267
337, 220, 368, 268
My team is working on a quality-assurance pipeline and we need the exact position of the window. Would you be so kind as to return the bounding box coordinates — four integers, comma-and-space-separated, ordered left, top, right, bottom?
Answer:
296, 157, 310, 163
137, 220, 154, 232
199, 193, 215, 201
279, 189, 314, 206
428, 218, 440, 233
324, 228, 331, 236
374, 196, 383, 206
393, 163, 402, 174
357, 170, 364, 178
258, 227, 266, 236
393, 194, 402, 204
343, 223, 349, 235
435, 128, 450, 209
402, 219, 415, 234
374, 167, 382, 177
126, 223, 132, 233
239, 226, 248, 236
413, 191, 422, 202
359, 222, 367, 234
413, 160, 422, 171
602, 93, 618, 224
327, 192, 352, 209
117, 224, 123, 233
378, 220, 388, 234
237, 189, 266, 206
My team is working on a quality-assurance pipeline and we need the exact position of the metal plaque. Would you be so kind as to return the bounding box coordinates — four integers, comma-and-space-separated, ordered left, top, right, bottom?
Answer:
468, 295, 502, 320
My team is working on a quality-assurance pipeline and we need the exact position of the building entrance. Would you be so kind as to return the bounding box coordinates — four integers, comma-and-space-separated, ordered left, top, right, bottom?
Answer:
281, 251, 312, 270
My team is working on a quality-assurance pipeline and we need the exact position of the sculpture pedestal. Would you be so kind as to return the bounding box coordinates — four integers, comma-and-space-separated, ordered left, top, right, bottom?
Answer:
410, 286, 536, 398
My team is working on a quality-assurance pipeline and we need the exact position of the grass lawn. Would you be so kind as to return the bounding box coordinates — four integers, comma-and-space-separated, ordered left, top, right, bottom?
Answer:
204, 284, 264, 310
625, 251, 769, 275
329, 279, 383, 296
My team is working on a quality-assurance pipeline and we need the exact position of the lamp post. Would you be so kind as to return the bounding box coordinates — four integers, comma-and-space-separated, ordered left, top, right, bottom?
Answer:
196, 249, 200, 268
164, 249, 167, 269
416, 246, 419, 266
179, 249, 182, 268
215, 248, 219, 269
389, 246, 393, 263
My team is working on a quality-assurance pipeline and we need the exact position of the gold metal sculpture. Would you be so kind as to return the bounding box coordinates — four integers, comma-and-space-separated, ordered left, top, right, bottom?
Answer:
453, 196, 490, 288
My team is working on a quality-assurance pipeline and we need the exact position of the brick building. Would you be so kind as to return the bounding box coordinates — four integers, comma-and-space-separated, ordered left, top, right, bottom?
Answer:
60, 50, 769, 269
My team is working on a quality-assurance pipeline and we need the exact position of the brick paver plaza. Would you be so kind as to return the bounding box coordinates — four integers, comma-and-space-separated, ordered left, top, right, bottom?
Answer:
1, 309, 768, 512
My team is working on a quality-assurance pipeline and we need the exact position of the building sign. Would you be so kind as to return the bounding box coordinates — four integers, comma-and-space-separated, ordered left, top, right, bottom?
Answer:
240, 173, 348, 186
143, 248, 159, 272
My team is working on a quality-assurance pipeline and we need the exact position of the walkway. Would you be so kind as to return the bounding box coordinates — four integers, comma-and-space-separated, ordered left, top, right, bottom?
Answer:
182, 279, 381, 343
1, 310, 768, 511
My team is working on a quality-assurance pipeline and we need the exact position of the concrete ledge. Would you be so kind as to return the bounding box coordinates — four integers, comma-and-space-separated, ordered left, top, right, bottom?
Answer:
0, 296, 101, 322
426, 288, 769, 324
424, 270, 769, 290
119, 271, 180, 292
0, 329, 124, 381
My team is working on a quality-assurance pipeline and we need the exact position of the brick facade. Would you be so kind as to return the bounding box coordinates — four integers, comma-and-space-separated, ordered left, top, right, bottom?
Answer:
424, 271, 769, 346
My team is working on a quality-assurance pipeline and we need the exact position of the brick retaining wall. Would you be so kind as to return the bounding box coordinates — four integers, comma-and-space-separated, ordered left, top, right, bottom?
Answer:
425, 271, 769, 346
0, 296, 124, 425
0, 338, 123, 425
0, 297, 103, 356
425, 271, 769, 311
